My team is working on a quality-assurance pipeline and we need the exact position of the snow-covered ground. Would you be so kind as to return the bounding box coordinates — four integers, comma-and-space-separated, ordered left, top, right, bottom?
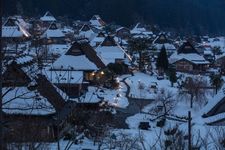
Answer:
78, 75, 130, 108
125, 72, 177, 99
4, 31, 225, 149
206, 37, 225, 53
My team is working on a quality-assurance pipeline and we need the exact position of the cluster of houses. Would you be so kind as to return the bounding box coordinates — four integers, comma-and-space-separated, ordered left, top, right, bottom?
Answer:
2, 11, 225, 143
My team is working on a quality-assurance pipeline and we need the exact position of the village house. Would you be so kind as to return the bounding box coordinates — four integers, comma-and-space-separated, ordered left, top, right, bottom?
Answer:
2, 56, 68, 142
2, 17, 31, 55
40, 11, 57, 28
40, 22, 65, 44
169, 41, 209, 73
130, 23, 153, 38
79, 24, 97, 41
215, 54, 225, 75
116, 27, 131, 39
89, 15, 106, 29
90, 32, 105, 47
95, 35, 131, 66
152, 33, 176, 56
48, 40, 105, 98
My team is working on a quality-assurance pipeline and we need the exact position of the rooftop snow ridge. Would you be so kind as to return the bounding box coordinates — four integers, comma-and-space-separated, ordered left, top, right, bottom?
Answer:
201, 84, 225, 117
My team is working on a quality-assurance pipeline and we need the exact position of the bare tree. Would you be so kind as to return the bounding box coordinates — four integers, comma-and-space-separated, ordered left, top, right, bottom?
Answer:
101, 131, 142, 150
179, 76, 209, 108
148, 89, 176, 121
209, 127, 225, 150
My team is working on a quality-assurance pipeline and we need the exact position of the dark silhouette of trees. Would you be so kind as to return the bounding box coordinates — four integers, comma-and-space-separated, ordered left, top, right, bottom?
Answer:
156, 46, 169, 73
180, 76, 208, 108
3, 0, 225, 34
210, 74, 224, 94
168, 67, 177, 87
128, 37, 150, 71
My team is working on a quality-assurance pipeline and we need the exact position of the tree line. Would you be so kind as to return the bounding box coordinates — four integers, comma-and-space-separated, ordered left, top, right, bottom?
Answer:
3, 0, 225, 35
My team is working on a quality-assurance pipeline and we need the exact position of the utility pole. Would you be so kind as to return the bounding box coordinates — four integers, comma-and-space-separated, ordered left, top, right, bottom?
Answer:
0, 0, 3, 149
188, 111, 192, 150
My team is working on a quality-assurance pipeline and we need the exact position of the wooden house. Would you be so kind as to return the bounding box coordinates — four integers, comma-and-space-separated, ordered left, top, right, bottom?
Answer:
169, 41, 209, 73
90, 32, 105, 47
89, 15, 106, 29
2, 17, 31, 43
40, 11, 56, 28
2, 59, 68, 143
49, 40, 105, 98
152, 33, 176, 55
216, 54, 225, 74
40, 22, 65, 44
95, 35, 131, 66
79, 24, 96, 41
130, 23, 153, 38
116, 27, 131, 39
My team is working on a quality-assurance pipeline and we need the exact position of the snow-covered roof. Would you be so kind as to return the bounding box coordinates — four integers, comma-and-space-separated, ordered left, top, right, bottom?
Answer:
2, 27, 24, 38
90, 32, 106, 47
40, 11, 56, 22
62, 27, 74, 34
5, 16, 31, 30
216, 53, 225, 60
130, 23, 153, 36
47, 44, 71, 55
95, 36, 131, 65
153, 33, 169, 44
41, 23, 65, 38
95, 46, 126, 65
169, 52, 209, 65
3, 87, 55, 115
153, 43, 176, 51
116, 27, 130, 32
52, 54, 98, 71
90, 36, 105, 47
45, 70, 83, 84
201, 85, 225, 119
15, 55, 34, 65
79, 25, 96, 41
89, 15, 106, 27
114, 37, 128, 45
203, 50, 213, 55
131, 23, 146, 32
41, 29, 65, 38
2, 18, 31, 38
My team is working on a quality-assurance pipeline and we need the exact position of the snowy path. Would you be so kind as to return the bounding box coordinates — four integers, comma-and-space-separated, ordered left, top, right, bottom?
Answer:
112, 76, 153, 128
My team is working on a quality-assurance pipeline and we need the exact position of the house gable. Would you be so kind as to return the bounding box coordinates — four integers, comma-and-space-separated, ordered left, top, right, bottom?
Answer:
49, 22, 58, 30
3, 61, 31, 87
178, 41, 199, 54
80, 24, 92, 32
97, 32, 105, 38
66, 41, 105, 68
4, 18, 17, 26
65, 42, 84, 56
154, 34, 169, 44
101, 36, 117, 47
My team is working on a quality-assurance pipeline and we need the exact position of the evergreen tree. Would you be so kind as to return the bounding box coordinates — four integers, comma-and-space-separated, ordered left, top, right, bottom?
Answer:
168, 67, 177, 87
210, 74, 224, 94
156, 46, 169, 72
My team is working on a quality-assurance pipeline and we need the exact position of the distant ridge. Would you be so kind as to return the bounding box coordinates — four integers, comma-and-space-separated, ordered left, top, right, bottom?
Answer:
4, 0, 225, 35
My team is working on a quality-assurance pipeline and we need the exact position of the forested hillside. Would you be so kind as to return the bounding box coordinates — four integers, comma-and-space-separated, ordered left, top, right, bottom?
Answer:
3, 0, 225, 35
